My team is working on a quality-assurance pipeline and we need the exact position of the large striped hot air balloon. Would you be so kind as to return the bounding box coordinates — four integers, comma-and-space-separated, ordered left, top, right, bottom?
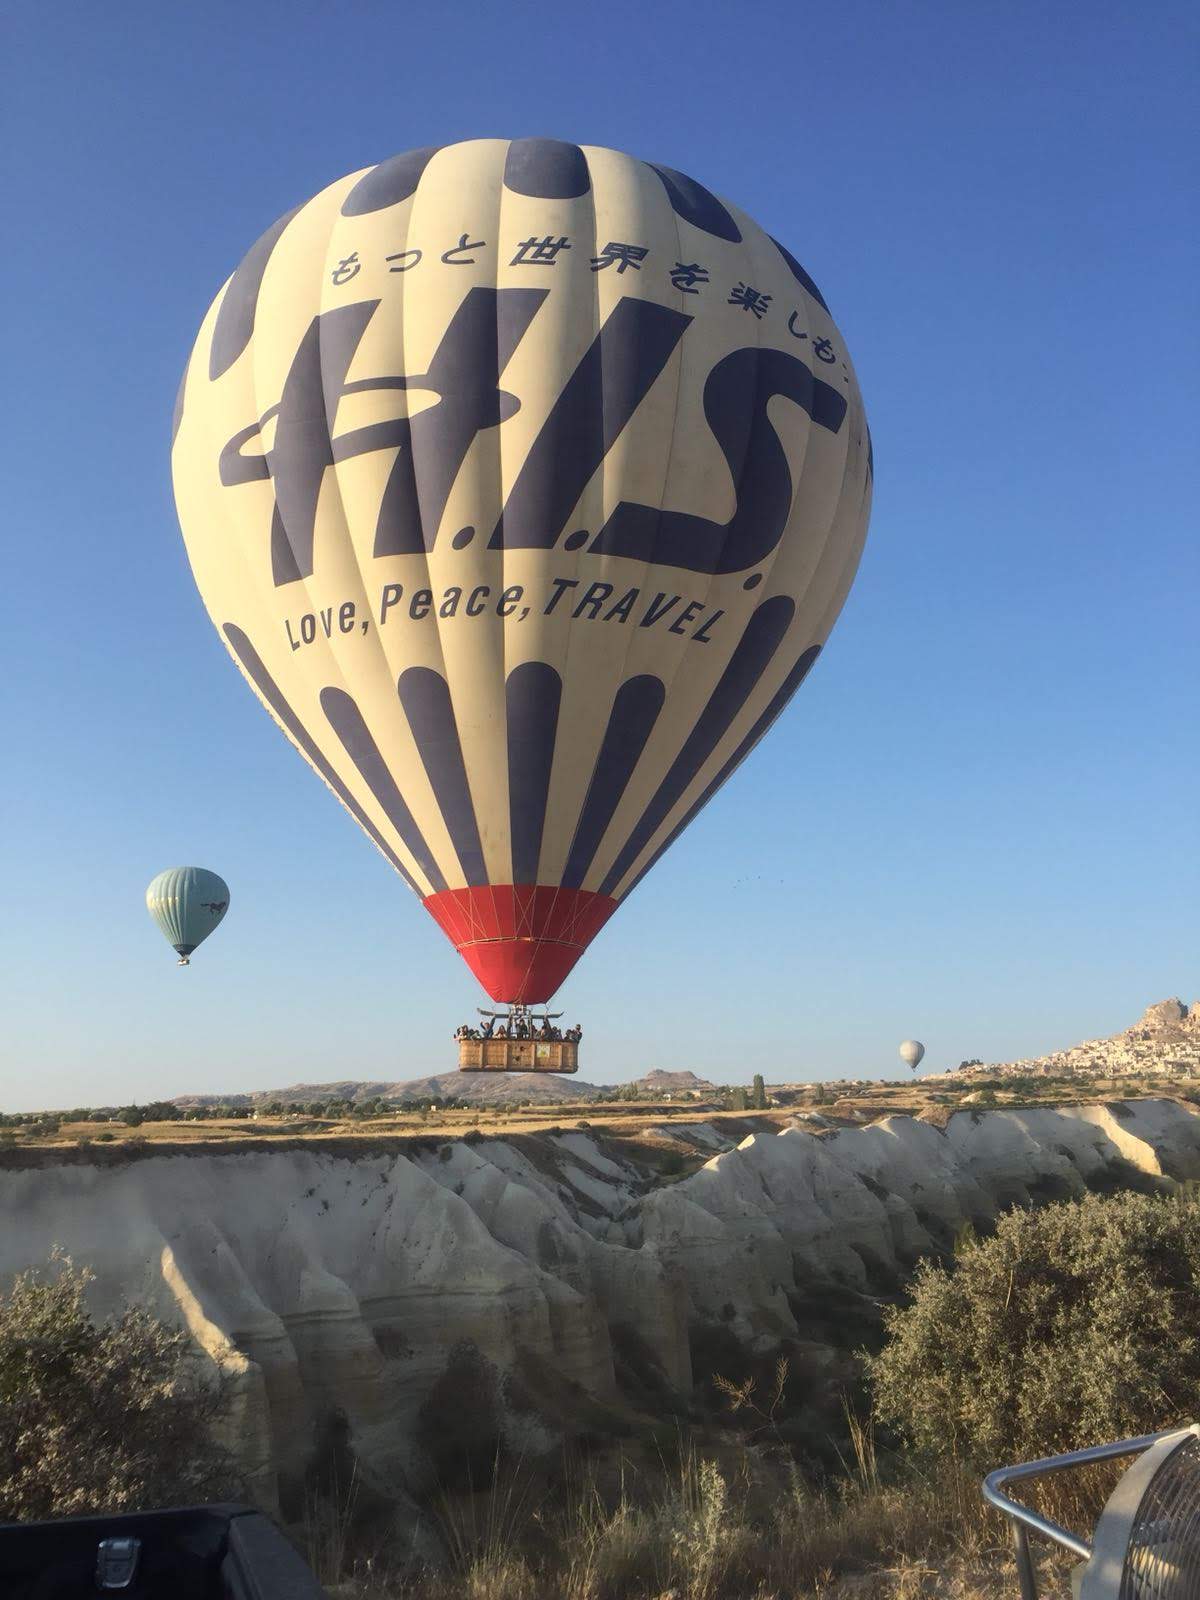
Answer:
171, 139, 872, 1004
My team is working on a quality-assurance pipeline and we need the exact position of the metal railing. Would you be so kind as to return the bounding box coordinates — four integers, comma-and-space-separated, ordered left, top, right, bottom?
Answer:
983, 1427, 1200, 1599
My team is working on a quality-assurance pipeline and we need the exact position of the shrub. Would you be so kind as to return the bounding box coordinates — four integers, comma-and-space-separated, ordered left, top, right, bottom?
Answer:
868, 1191, 1200, 1466
0, 1253, 239, 1519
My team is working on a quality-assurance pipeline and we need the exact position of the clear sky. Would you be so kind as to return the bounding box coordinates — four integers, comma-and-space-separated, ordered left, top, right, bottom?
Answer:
2, 1, 1195, 1111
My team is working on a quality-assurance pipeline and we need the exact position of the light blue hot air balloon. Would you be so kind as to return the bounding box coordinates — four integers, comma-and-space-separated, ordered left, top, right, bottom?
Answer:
146, 867, 230, 966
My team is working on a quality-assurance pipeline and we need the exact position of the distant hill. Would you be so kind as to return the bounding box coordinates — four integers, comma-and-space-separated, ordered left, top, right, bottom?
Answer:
173, 1072, 602, 1109
632, 1069, 715, 1092
170, 1067, 723, 1113
377, 1072, 601, 1106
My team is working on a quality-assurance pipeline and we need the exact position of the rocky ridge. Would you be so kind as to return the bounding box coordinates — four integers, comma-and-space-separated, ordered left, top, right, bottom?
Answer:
632, 1069, 716, 1092
962, 998, 1200, 1080
173, 1072, 603, 1110
3, 1099, 1199, 1516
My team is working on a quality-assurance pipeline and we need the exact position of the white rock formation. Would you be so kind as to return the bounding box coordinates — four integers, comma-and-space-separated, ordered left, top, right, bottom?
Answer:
967, 998, 1200, 1079
2, 1099, 1198, 1509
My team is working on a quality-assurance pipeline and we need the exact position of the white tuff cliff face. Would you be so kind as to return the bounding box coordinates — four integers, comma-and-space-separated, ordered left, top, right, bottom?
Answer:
2, 1100, 1198, 1513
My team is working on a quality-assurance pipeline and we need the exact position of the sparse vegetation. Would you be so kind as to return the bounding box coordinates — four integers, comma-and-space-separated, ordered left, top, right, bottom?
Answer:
298, 1188, 1200, 1596
0, 1253, 239, 1519
10, 1176, 1191, 1593
4, 1065, 1199, 1159
302, 1426, 1053, 1598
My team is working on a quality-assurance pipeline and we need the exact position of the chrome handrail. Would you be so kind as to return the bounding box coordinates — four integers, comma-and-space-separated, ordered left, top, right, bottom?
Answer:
982, 1431, 1180, 1599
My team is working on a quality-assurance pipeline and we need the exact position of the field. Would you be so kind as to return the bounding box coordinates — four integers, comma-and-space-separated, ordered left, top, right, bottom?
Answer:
2, 1069, 1195, 1158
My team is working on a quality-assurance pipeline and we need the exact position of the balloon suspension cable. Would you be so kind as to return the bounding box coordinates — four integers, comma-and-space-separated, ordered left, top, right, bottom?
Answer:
477, 1004, 563, 1022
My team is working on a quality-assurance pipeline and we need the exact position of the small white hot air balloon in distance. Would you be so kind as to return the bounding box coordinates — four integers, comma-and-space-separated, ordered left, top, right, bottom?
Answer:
899, 1039, 925, 1073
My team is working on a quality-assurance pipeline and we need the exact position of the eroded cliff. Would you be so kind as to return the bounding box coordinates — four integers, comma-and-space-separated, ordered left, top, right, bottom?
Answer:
3, 1100, 1198, 1513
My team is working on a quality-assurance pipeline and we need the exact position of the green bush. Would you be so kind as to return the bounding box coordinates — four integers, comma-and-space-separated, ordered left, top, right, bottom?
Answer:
0, 1254, 239, 1519
868, 1191, 1200, 1466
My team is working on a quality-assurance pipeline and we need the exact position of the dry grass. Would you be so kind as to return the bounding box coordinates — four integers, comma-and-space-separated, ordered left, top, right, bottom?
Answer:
306, 1431, 1080, 1600
4, 1068, 1196, 1171
6, 1071, 1194, 1160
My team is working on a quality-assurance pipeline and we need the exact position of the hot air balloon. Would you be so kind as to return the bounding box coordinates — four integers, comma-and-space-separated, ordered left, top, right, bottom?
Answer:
171, 139, 872, 1055
899, 1040, 925, 1073
146, 867, 230, 965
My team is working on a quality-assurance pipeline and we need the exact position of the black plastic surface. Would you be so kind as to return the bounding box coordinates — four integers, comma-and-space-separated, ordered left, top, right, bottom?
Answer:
0, 1504, 328, 1599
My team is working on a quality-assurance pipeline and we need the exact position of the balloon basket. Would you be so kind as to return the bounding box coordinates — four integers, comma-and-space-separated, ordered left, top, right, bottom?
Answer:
456, 1006, 581, 1073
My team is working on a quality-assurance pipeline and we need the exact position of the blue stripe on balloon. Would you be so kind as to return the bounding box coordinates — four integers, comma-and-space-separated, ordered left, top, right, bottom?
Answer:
563, 675, 666, 890
621, 645, 821, 899
504, 138, 591, 198
598, 597, 796, 896
221, 624, 422, 893
490, 297, 691, 551
340, 146, 442, 215
506, 662, 562, 886
208, 207, 300, 380
770, 237, 831, 313
648, 164, 742, 242
320, 688, 448, 894
397, 668, 489, 887
171, 355, 189, 446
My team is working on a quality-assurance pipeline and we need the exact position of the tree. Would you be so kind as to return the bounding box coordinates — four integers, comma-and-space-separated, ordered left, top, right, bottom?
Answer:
118, 1107, 144, 1128
868, 1191, 1200, 1466
0, 1255, 239, 1519
729, 1087, 749, 1111
751, 1075, 768, 1109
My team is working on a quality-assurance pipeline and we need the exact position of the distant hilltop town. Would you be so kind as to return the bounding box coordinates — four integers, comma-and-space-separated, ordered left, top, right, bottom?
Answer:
953, 998, 1200, 1081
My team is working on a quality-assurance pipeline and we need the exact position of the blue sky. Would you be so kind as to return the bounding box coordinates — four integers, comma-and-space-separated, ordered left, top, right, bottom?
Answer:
2, 1, 1195, 1110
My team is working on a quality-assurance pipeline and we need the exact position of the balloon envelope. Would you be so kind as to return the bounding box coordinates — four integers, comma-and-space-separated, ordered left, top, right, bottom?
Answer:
146, 867, 230, 960
899, 1039, 925, 1070
172, 139, 872, 1002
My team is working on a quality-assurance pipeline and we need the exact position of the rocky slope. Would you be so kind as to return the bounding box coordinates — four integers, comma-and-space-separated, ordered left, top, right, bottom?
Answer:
3, 1100, 1198, 1516
965, 998, 1200, 1080
632, 1069, 716, 1092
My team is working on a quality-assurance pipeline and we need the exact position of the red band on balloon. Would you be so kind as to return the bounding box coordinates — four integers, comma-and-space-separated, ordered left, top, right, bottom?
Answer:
422, 885, 618, 1004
